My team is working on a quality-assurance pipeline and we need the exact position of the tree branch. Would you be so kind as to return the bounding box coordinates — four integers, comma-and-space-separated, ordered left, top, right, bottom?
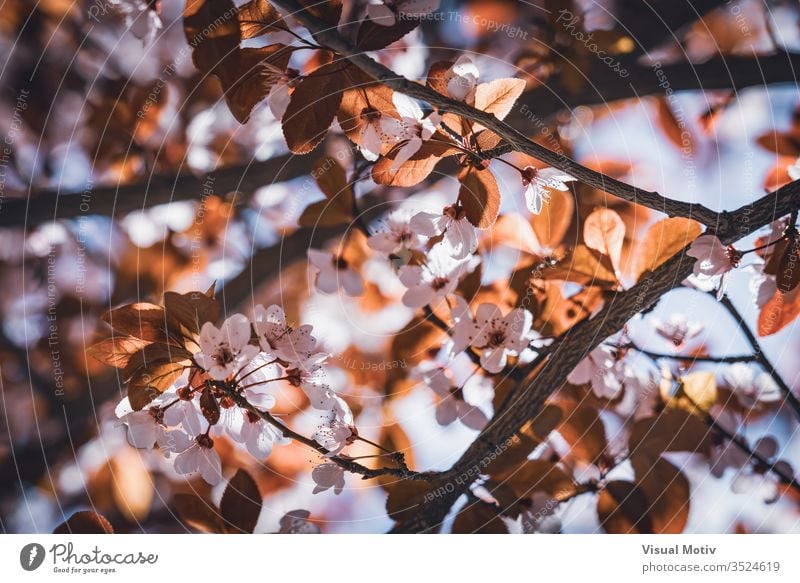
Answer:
269, 1, 800, 531
392, 180, 800, 532
0, 153, 315, 228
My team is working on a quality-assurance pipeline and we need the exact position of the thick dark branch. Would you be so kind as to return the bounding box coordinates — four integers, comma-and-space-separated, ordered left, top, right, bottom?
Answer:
274, 0, 723, 228
391, 180, 800, 532
0, 154, 314, 228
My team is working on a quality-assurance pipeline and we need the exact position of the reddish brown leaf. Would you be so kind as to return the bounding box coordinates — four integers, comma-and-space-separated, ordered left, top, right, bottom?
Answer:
597, 481, 653, 534
556, 402, 609, 466
356, 16, 419, 51
583, 208, 624, 269
53, 511, 114, 534
238, 0, 283, 38
629, 409, 713, 458
220, 469, 262, 533
540, 244, 618, 287
633, 217, 702, 280
200, 387, 221, 426
452, 503, 508, 533
459, 167, 501, 228
282, 62, 348, 154
87, 336, 150, 369
371, 135, 455, 186
184, 0, 240, 76
655, 97, 694, 154
631, 455, 691, 533
473, 78, 526, 124
530, 186, 574, 249
164, 289, 220, 335
174, 493, 224, 533
224, 44, 292, 123
758, 286, 800, 336
102, 302, 168, 343
426, 60, 454, 96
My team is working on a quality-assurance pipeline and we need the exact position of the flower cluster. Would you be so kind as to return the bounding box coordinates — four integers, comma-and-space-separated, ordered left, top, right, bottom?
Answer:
117, 305, 354, 486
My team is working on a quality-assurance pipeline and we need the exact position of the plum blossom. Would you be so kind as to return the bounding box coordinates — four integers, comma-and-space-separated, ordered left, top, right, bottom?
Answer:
568, 344, 625, 399
722, 363, 782, 408
105, 0, 162, 44
410, 203, 478, 259
253, 303, 317, 363
308, 249, 363, 296
443, 55, 479, 102
651, 314, 703, 348
366, 0, 440, 27
521, 166, 576, 215
469, 304, 535, 373
413, 361, 488, 429
358, 94, 441, 166
312, 395, 355, 455
747, 266, 778, 308
731, 436, 794, 503
163, 391, 205, 437
276, 510, 321, 534
311, 462, 345, 495
367, 208, 426, 256
173, 434, 223, 485
398, 244, 471, 308
687, 235, 741, 298
285, 352, 337, 410
193, 314, 259, 380
119, 409, 168, 449
788, 156, 800, 181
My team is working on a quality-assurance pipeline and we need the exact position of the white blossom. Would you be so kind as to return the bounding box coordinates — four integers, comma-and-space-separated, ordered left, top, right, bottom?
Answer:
173, 435, 223, 485
311, 462, 345, 495
469, 304, 534, 373
410, 204, 478, 259
568, 344, 624, 399
521, 166, 576, 215
194, 314, 259, 381
651, 313, 703, 348
308, 249, 363, 296
723, 363, 782, 408
253, 303, 317, 363
443, 55, 479, 102
367, 208, 426, 255
687, 235, 741, 298
398, 244, 470, 308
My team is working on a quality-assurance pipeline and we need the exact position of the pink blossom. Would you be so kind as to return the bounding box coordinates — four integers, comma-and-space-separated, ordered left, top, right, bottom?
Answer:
173, 434, 223, 485
253, 303, 317, 363
193, 314, 259, 380
410, 204, 478, 259
398, 245, 470, 308
521, 166, 576, 215
311, 462, 345, 495
471, 304, 534, 373
443, 55, 479, 102
308, 249, 363, 296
